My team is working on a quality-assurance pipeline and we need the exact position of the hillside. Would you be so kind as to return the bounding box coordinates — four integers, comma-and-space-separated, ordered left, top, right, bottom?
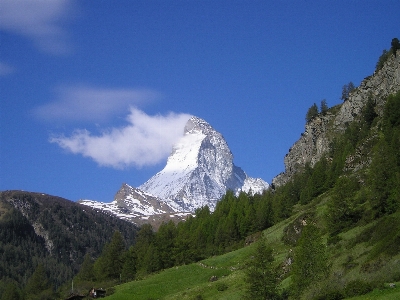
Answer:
106, 192, 400, 299
0, 190, 138, 294
100, 45, 400, 299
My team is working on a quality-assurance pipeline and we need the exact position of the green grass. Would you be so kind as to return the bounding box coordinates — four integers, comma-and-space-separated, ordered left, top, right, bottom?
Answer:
106, 263, 232, 300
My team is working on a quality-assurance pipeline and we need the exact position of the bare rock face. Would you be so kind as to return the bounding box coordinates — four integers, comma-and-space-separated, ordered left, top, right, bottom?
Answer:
273, 50, 400, 187
335, 50, 400, 128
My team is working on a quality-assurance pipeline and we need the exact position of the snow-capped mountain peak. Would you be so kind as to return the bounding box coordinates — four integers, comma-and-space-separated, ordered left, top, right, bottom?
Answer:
139, 116, 269, 211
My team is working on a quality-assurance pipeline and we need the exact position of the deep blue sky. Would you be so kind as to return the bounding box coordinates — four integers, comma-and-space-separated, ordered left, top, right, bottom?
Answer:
1, 1, 399, 202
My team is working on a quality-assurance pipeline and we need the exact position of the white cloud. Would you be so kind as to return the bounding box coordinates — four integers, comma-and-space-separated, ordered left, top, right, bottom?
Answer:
33, 85, 160, 122
0, 0, 75, 54
50, 108, 192, 168
0, 62, 15, 76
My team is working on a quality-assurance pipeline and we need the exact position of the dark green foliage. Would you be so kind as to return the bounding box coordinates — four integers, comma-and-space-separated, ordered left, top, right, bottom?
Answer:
133, 224, 159, 276
366, 212, 400, 259
383, 91, 400, 129
391, 37, 400, 56
300, 159, 328, 204
74, 253, 95, 282
313, 290, 344, 300
216, 282, 228, 291
24, 264, 52, 299
341, 82, 355, 101
362, 96, 378, 128
291, 224, 328, 298
306, 103, 319, 122
376, 49, 391, 71
94, 231, 126, 281
244, 240, 279, 300
368, 138, 398, 215
320, 99, 328, 115
121, 247, 137, 282
326, 176, 362, 236
1, 282, 22, 300
344, 280, 373, 297
154, 220, 177, 270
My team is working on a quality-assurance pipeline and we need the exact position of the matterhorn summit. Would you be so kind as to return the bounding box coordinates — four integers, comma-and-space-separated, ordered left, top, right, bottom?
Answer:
139, 116, 269, 211
79, 116, 269, 225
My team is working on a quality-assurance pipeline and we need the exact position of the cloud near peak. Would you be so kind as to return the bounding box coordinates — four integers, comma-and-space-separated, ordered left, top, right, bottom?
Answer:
50, 108, 192, 169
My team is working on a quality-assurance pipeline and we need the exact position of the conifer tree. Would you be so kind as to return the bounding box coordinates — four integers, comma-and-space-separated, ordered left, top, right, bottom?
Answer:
2, 282, 22, 300
75, 253, 95, 282
306, 103, 319, 122
320, 99, 328, 115
25, 264, 52, 299
94, 231, 126, 280
244, 239, 279, 300
369, 138, 398, 216
121, 247, 137, 282
291, 223, 328, 298
327, 176, 361, 236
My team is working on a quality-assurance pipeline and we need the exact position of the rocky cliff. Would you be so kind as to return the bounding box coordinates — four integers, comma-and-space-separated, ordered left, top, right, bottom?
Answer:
273, 50, 400, 187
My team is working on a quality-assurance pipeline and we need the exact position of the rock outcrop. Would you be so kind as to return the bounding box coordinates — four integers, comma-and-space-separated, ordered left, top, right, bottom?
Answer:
273, 50, 400, 187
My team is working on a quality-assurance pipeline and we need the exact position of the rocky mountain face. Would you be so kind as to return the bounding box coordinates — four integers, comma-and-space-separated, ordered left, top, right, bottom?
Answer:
273, 50, 400, 187
139, 116, 269, 211
79, 116, 269, 226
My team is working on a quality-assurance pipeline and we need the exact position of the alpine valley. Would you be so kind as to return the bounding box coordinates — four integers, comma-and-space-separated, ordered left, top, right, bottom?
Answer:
1, 43, 400, 300
78, 116, 269, 227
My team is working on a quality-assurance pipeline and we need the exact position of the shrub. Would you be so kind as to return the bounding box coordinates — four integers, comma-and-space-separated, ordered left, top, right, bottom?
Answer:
376, 49, 391, 71
344, 280, 373, 297
216, 282, 228, 291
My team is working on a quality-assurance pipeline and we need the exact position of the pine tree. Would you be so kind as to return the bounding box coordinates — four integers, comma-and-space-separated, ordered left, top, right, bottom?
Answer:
244, 239, 279, 300
326, 176, 361, 236
341, 82, 355, 101
121, 247, 137, 282
306, 103, 319, 122
75, 253, 95, 282
320, 99, 328, 115
291, 223, 328, 298
369, 138, 398, 216
391, 37, 400, 56
94, 231, 126, 280
2, 282, 22, 300
25, 264, 52, 299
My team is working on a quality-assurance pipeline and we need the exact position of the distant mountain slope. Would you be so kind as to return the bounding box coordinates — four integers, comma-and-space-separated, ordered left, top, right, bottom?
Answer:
79, 183, 191, 228
0, 190, 137, 288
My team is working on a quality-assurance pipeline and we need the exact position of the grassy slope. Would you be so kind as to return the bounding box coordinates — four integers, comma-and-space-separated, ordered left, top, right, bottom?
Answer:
106, 195, 400, 299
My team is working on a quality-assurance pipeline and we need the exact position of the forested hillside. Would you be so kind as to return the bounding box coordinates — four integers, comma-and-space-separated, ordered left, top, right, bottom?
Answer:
0, 191, 137, 299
